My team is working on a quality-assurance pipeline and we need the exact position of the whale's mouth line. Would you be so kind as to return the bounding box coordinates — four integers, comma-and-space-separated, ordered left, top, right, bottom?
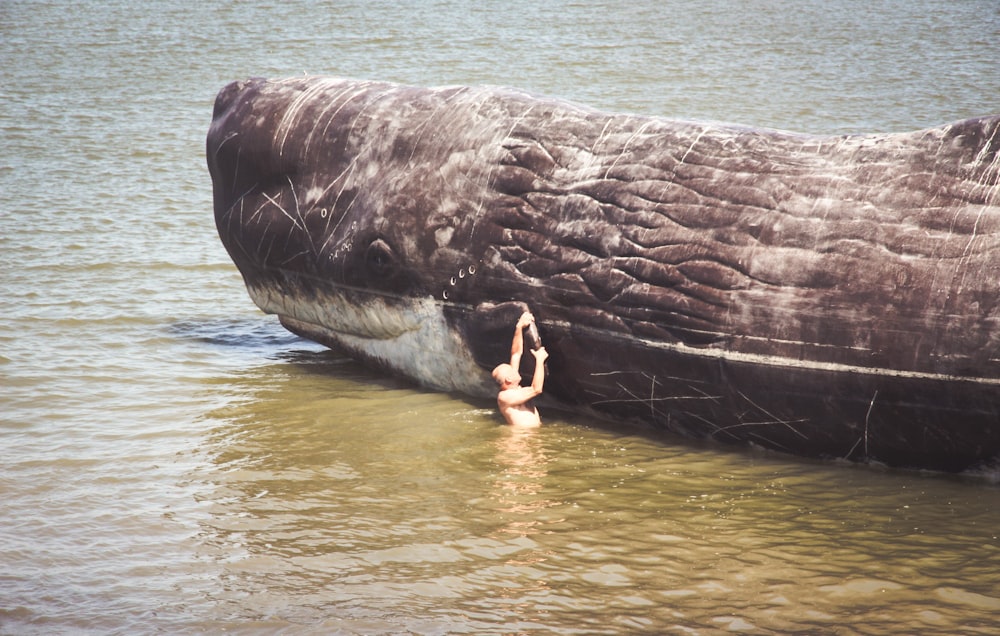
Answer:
285, 314, 415, 343
245, 278, 428, 342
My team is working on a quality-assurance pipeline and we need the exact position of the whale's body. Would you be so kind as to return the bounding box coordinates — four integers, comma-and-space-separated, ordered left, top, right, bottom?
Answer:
207, 76, 1000, 471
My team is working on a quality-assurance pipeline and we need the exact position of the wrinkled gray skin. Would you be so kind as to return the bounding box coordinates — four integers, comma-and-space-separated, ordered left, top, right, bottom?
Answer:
207, 76, 1000, 471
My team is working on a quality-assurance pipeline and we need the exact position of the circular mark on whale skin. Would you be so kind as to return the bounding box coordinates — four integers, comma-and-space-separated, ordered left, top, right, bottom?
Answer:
365, 239, 397, 277
468, 264, 477, 275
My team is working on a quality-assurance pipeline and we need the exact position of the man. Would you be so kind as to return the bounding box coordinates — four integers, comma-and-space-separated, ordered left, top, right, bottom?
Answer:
491, 312, 549, 427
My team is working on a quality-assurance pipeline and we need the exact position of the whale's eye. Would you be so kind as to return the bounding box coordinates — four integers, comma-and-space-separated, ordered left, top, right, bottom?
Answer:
365, 238, 396, 276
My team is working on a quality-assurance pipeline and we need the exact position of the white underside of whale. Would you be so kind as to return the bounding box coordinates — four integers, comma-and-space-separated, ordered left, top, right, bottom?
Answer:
249, 283, 497, 397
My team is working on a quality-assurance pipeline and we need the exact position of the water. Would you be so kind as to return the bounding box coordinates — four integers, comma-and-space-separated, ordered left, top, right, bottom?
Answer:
2, 0, 999, 633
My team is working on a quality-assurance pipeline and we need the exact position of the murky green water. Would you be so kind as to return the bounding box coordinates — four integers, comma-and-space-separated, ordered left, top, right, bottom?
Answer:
2, 1, 999, 633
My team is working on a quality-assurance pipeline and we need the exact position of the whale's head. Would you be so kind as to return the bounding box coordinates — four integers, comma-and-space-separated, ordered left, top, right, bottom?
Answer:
206, 77, 547, 395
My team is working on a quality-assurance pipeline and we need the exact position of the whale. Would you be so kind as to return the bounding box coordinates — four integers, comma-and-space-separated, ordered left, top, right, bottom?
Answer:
207, 76, 1000, 472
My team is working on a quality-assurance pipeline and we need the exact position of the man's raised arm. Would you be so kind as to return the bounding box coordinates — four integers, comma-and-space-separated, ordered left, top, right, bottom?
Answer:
529, 347, 549, 395
509, 312, 533, 369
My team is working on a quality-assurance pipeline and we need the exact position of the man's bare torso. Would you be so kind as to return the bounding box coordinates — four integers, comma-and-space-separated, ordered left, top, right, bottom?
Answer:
497, 392, 541, 427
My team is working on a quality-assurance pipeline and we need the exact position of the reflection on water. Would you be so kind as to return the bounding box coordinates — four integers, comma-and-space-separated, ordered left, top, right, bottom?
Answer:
492, 425, 555, 537
489, 425, 558, 611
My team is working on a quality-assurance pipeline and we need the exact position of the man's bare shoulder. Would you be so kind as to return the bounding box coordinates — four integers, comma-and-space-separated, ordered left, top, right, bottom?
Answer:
497, 387, 532, 406
497, 386, 536, 407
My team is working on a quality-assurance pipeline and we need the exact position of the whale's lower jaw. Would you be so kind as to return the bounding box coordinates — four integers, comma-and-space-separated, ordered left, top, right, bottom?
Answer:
279, 313, 495, 398
249, 279, 496, 397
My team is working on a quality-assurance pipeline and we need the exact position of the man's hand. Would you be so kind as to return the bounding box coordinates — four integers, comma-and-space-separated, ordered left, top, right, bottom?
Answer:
531, 347, 549, 364
516, 312, 534, 330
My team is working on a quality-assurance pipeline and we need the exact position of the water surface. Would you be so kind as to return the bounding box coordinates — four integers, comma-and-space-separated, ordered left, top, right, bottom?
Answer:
2, 1, 999, 633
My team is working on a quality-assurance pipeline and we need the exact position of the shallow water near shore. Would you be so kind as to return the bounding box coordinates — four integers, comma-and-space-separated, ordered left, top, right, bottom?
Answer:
3, 0, 1000, 633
